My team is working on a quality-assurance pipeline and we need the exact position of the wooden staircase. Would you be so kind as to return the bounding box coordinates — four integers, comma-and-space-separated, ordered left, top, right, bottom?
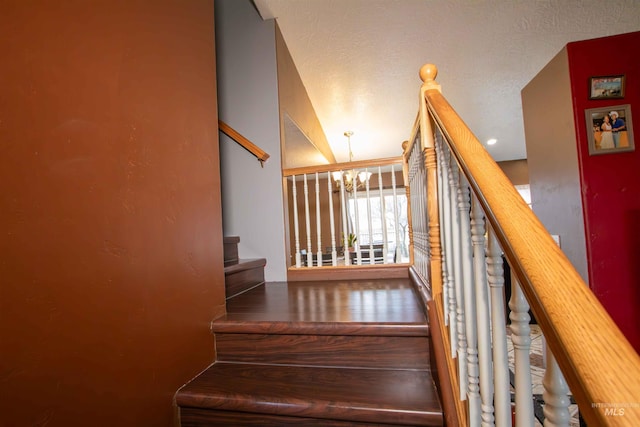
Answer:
176, 237, 443, 426
223, 236, 266, 300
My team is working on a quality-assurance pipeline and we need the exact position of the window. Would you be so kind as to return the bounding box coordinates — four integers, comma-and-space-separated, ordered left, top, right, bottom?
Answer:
347, 189, 409, 262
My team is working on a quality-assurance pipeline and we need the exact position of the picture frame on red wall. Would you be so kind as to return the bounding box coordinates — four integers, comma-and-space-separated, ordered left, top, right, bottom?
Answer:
589, 75, 625, 99
585, 104, 634, 156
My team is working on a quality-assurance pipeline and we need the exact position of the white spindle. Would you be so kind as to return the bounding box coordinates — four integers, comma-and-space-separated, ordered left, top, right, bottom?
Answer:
365, 168, 374, 264
340, 171, 350, 266
510, 276, 535, 427
378, 166, 389, 264
450, 159, 468, 401
327, 172, 338, 266
543, 238, 571, 427
353, 182, 362, 265
419, 160, 428, 278
303, 174, 313, 267
292, 176, 302, 268
411, 140, 428, 279
543, 352, 571, 427
391, 164, 400, 263
487, 227, 511, 427
315, 172, 322, 266
435, 137, 449, 326
471, 195, 495, 427
457, 173, 480, 420
442, 145, 458, 357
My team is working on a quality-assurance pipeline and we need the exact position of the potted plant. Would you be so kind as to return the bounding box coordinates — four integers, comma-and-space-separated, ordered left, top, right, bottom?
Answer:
343, 233, 357, 252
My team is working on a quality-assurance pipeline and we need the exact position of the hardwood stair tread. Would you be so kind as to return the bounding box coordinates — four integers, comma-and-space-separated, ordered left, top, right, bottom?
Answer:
176, 362, 443, 426
212, 318, 429, 336
224, 258, 266, 273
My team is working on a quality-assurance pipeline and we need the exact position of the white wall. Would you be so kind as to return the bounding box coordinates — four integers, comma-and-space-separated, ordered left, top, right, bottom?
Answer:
521, 47, 588, 283
215, 0, 287, 280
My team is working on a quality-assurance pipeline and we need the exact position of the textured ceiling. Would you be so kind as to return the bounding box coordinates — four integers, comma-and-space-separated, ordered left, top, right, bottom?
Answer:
256, 0, 640, 162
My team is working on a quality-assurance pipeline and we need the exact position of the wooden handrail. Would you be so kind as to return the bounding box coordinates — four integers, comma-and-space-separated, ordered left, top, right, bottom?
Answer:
218, 120, 270, 167
283, 156, 403, 177
421, 66, 640, 426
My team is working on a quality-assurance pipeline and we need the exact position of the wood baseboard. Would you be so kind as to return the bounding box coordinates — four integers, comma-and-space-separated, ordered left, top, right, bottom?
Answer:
287, 264, 409, 281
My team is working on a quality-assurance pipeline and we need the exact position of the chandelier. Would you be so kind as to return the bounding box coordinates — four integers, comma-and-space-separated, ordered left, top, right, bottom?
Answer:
332, 131, 372, 192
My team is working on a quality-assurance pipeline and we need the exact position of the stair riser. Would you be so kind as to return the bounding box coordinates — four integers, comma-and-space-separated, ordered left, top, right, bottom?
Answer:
180, 408, 420, 426
225, 268, 264, 299
223, 236, 240, 266
215, 333, 430, 369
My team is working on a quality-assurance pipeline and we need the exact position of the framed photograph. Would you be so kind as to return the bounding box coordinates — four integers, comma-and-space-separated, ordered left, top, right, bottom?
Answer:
589, 75, 625, 99
585, 104, 634, 155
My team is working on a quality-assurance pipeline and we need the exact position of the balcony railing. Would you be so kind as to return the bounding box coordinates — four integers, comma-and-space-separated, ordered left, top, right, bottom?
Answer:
407, 64, 640, 426
283, 158, 409, 270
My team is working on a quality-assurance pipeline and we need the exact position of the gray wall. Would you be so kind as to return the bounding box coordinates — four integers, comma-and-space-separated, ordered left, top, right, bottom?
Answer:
521, 47, 588, 283
215, 0, 287, 280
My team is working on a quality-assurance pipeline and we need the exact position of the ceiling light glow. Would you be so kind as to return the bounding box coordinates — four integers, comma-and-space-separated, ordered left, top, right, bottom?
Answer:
487, 138, 497, 145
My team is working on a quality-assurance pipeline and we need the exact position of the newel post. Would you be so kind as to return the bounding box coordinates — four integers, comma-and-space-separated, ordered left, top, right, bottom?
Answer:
419, 64, 443, 297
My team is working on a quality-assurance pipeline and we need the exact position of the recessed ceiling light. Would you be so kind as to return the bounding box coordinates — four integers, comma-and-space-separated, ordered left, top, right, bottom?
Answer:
487, 138, 497, 145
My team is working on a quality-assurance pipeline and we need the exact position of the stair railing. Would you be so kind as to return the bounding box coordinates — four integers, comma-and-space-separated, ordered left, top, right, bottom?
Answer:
407, 64, 640, 427
283, 158, 408, 270
219, 120, 270, 167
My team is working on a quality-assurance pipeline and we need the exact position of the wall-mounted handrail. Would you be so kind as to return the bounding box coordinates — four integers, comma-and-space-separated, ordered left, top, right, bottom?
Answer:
219, 120, 270, 167
412, 63, 640, 426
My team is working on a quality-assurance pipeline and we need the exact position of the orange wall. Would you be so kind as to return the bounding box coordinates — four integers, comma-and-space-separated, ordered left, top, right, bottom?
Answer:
0, 2, 226, 425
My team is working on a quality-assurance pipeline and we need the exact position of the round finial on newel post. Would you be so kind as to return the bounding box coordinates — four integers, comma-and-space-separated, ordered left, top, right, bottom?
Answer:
402, 140, 409, 153
419, 64, 438, 83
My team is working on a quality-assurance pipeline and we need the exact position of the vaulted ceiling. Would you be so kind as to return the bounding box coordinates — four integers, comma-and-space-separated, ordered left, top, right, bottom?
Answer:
255, 0, 640, 162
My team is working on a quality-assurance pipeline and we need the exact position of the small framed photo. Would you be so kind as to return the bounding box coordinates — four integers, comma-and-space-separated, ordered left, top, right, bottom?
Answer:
585, 104, 634, 156
589, 75, 625, 99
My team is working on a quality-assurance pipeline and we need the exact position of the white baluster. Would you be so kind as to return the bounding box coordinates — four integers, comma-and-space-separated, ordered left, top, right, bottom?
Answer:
487, 227, 511, 427
378, 166, 389, 264
327, 172, 338, 266
450, 158, 468, 400
365, 168, 374, 264
419, 160, 428, 278
457, 173, 480, 420
471, 195, 495, 427
353, 182, 362, 265
510, 277, 535, 427
292, 175, 302, 268
412, 142, 424, 275
442, 144, 458, 357
543, 353, 571, 427
303, 174, 313, 267
315, 172, 322, 266
391, 164, 400, 263
435, 137, 449, 326
340, 171, 350, 266
543, 239, 571, 427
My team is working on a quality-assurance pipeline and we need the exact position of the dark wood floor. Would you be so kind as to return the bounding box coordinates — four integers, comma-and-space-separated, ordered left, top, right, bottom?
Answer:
224, 278, 427, 324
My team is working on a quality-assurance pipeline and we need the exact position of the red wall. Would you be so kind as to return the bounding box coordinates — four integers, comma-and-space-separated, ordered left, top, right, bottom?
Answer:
0, 2, 226, 425
568, 32, 640, 352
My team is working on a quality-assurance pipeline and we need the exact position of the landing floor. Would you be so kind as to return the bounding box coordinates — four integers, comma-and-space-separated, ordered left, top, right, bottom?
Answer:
225, 279, 427, 324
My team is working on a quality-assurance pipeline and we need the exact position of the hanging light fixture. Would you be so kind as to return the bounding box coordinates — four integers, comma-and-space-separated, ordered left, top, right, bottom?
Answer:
333, 131, 371, 192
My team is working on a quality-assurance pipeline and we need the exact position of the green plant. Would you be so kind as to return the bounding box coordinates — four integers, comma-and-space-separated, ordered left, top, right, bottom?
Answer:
343, 233, 357, 249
